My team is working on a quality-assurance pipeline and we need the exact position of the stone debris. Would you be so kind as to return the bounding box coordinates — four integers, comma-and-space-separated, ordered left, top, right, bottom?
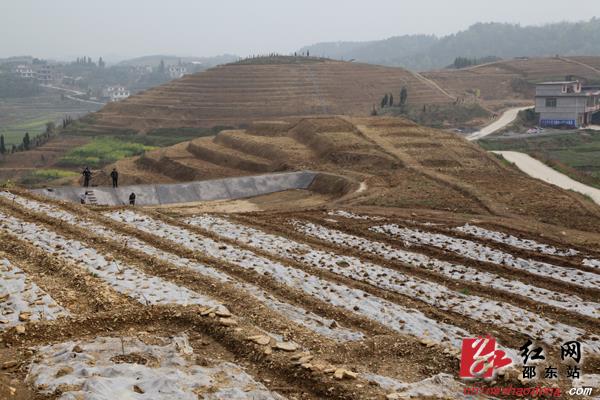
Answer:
247, 335, 272, 346
2, 360, 18, 370
333, 368, 358, 380
219, 317, 237, 327
275, 342, 298, 352
215, 305, 232, 317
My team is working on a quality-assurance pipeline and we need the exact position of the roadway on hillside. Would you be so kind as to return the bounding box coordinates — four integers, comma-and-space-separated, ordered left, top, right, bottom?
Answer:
493, 151, 600, 206
467, 106, 533, 141
41, 84, 106, 106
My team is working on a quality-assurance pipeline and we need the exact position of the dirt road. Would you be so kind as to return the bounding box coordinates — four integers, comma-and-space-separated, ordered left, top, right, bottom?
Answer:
467, 106, 533, 141
493, 151, 600, 206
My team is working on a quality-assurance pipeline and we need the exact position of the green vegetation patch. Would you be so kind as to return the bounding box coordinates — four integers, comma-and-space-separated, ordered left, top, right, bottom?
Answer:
58, 137, 157, 168
21, 169, 78, 185
480, 131, 600, 189
382, 103, 490, 128
0, 116, 58, 146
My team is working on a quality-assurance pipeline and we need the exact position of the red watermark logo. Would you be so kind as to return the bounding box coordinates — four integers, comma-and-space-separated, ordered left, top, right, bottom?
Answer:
460, 336, 513, 379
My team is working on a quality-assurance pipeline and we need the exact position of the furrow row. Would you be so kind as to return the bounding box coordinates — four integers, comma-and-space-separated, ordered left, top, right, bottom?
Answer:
106, 209, 473, 350
285, 218, 600, 318
370, 224, 600, 289
0, 192, 363, 342
188, 215, 600, 353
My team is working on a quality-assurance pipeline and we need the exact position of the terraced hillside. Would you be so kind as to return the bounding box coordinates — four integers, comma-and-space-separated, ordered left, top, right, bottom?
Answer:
79, 57, 453, 134
423, 56, 600, 107
113, 116, 600, 232
0, 190, 598, 398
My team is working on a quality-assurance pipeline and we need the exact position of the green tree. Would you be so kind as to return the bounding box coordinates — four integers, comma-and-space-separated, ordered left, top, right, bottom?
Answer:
0, 135, 5, 154
46, 121, 56, 134
400, 87, 408, 106
389, 93, 394, 106
381, 93, 389, 108
22, 132, 31, 150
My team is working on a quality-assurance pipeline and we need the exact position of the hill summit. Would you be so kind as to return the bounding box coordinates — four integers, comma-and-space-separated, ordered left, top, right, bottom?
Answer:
80, 57, 453, 134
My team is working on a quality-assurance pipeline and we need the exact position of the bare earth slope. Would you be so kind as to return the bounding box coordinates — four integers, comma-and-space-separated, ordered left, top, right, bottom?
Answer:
85, 58, 453, 133
423, 56, 600, 107
113, 116, 600, 232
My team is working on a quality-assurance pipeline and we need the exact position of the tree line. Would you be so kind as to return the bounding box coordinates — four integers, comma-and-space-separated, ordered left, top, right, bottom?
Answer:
0, 118, 72, 156
379, 87, 408, 109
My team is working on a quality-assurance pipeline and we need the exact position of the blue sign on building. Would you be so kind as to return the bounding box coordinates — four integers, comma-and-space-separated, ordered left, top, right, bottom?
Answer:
540, 119, 576, 127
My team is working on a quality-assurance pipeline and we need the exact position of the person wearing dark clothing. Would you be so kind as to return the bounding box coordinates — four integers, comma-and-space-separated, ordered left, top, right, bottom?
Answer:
110, 168, 119, 188
129, 192, 136, 206
82, 167, 92, 187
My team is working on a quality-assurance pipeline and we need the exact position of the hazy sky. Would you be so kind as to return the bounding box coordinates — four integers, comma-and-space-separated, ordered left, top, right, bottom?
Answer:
1, 0, 597, 61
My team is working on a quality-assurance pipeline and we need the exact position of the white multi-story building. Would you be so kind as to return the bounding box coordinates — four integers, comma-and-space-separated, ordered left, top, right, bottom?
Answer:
535, 81, 600, 128
102, 86, 130, 102
35, 64, 63, 84
167, 65, 187, 79
14, 64, 35, 79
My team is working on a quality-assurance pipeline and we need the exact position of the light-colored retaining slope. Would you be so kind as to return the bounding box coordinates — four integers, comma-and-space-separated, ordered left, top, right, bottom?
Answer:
493, 151, 600, 206
32, 171, 317, 206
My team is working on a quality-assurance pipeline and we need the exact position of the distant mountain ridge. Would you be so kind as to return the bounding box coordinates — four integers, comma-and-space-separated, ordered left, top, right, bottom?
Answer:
299, 18, 600, 70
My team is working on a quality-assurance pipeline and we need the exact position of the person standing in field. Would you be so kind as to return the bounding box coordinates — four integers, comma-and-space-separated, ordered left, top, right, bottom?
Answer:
110, 168, 119, 188
129, 192, 136, 206
82, 167, 92, 187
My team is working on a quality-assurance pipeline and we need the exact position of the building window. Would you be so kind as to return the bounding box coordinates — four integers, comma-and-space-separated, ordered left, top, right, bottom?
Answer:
545, 98, 557, 107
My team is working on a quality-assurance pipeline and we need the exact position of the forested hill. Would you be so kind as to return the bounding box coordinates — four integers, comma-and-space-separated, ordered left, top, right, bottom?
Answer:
299, 18, 600, 70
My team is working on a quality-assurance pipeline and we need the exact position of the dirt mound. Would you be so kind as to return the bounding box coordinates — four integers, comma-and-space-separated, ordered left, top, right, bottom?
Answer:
75, 58, 452, 134
423, 56, 600, 108
109, 116, 600, 232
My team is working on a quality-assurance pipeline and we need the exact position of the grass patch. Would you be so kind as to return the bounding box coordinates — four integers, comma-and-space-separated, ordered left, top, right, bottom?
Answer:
480, 131, 600, 189
0, 116, 55, 146
21, 169, 78, 185
58, 137, 157, 168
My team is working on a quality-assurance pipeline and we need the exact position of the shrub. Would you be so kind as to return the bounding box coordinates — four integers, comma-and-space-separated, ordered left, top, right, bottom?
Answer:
58, 137, 157, 168
21, 169, 78, 185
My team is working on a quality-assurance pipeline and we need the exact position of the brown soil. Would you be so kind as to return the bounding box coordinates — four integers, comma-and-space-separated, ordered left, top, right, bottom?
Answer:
423, 56, 600, 109
108, 115, 600, 233
0, 135, 90, 182
75, 59, 453, 134
2, 189, 598, 398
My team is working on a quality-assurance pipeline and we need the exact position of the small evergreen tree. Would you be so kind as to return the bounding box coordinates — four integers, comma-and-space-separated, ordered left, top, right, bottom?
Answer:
389, 93, 394, 106
0, 135, 5, 154
22, 132, 30, 150
400, 87, 408, 106
381, 94, 389, 108
159, 59, 165, 74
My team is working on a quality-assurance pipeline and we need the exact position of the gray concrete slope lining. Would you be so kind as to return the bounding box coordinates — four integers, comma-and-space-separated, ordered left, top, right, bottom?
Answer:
32, 171, 318, 206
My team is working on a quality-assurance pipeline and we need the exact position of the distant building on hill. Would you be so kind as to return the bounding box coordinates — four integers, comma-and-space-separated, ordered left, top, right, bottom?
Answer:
35, 64, 63, 84
102, 86, 130, 102
167, 65, 187, 79
14, 64, 35, 79
535, 81, 600, 128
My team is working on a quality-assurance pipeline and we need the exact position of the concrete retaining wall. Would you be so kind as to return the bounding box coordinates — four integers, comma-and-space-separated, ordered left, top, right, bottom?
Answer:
33, 171, 317, 206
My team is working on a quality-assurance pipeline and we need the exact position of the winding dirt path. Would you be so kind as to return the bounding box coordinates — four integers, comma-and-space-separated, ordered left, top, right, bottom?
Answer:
467, 106, 533, 141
